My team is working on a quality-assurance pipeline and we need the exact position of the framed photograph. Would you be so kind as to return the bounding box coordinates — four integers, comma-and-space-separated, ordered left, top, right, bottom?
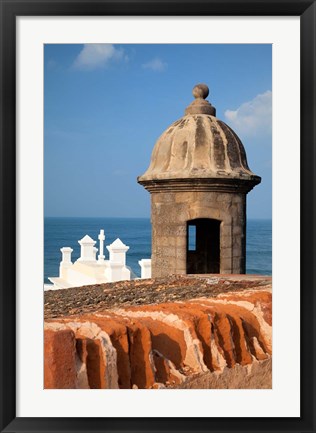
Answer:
0, 1, 315, 432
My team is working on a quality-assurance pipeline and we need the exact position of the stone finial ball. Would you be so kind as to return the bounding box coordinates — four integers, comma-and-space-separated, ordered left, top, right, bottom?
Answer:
192, 84, 209, 99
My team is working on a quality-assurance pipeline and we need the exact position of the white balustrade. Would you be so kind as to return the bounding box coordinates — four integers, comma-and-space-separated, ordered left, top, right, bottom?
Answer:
47, 230, 151, 290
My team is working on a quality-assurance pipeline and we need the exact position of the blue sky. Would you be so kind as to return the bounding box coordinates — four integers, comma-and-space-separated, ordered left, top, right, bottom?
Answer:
44, 44, 272, 218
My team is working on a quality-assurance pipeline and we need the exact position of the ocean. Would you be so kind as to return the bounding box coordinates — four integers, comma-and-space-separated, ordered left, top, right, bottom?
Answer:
44, 217, 272, 284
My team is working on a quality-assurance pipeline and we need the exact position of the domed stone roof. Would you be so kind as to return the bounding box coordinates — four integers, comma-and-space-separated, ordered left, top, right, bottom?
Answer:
138, 84, 261, 191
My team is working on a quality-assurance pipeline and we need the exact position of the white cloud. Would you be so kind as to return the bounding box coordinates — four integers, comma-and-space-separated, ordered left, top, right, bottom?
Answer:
142, 58, 167, 72
224, 90, 272, 138
73, 44, 127, 70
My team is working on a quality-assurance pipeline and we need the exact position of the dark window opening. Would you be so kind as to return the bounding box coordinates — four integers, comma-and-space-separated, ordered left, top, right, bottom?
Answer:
186, 218, 221, 274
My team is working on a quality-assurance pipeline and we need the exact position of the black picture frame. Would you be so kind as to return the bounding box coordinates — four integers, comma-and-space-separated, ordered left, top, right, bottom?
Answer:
0, 1, 315, 432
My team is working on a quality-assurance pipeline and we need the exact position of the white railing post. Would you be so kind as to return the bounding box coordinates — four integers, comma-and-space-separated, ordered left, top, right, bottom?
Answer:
138, 259, 152, 279
105, 238, 131, 281
78, 235, 97, 262
59, 247, 73, 279
106, 238, 129, 265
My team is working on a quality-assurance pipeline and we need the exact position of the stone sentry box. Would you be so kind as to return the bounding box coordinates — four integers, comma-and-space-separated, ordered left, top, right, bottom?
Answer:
138, 84, 261, 278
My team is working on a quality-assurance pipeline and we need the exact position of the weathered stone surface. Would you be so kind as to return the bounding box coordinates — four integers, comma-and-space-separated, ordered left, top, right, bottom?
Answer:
44, 276, 272, 389
149, 191, 247, 277
174, 358, 272, 389
138, 115, 260, 182
44, 274, 271, 319
45, 321, 119, 389
44, 329, 77, 389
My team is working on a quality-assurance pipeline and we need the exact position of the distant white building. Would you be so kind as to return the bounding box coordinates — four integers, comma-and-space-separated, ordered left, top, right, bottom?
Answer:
45, 229, 151, 291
